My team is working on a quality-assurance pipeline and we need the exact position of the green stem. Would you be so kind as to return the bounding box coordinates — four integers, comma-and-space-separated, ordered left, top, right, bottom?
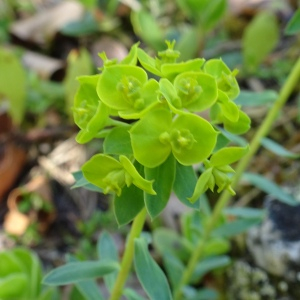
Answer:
174, 56, 300, 300
109, 208, 147, 300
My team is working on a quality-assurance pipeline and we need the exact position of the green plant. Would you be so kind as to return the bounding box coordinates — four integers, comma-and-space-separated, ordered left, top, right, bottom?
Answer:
131, 0, 227, 60
43, 40, 251, 299
43, 11, 300, 297
152, 199, 265, 299
0, 247, 59, 300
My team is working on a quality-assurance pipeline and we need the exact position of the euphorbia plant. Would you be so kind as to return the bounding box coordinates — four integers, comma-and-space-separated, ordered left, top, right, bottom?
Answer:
44, 41, 251, 299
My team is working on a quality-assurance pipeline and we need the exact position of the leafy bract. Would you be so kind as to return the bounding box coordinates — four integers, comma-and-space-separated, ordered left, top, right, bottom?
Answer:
130, 109, 218, 168
210, 146, 248, 167
73, 75, 110, 144
82, 154, 155, 196
204, 59, 239, 100
97, 64, 148, 112
173, 72, 218, 111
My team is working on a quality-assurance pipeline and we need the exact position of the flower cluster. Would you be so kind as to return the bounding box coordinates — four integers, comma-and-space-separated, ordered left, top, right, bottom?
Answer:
73, 41, 250, 223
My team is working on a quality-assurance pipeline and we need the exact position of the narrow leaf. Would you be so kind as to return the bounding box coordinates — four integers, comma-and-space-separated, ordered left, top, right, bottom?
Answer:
184, 287, 218, 300
43, 261, 119, 285
123, 288, 146, 300
261, 137, 300, 159
98, 231, 118, 291
192, 255, 231, 281
224, 207, 266, 219
215, 126, 247, 147
235, 90, 278, 106
153, 228, 191, 261
75, 280, 105, 300
134, 238, 172, 300
71, 170, 103, 192
212, 218, 262, 238
162, 252, 184, 290
243, 172, 298, 205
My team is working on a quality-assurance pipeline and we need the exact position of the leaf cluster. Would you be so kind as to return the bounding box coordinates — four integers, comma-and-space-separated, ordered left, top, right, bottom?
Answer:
73, 41, 250, 225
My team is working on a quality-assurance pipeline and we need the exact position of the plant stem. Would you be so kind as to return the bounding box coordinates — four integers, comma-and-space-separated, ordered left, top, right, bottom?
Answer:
174, 56, 300, 300
109, 208, 147, 300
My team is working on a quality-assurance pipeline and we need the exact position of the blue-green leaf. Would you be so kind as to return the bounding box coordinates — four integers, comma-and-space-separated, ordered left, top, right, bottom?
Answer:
153, 228, 191, 262
261, 137, 300, 159
134, 238, 172, 300
43, 261, 119, 285
123, 288, 146, 300
192, 255, 231, 281
75, 280, 104, 300
235, 90, 278, 106
183, 287, 218, 300
162, 252, 184, 291
98, 231, 118, 291
224, 207, 266, 219
65, 256, 104, 300
215, 126, 247, 147
243, 172, 298, 206
145, 154, 176, 219
212, 218, 262, 238
71, 170, 103, 192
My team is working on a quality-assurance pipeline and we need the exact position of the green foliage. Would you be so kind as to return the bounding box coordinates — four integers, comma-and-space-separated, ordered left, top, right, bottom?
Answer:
0, 248, 58, 300
134, 237, 173, 300
131, 0, 227, 59
285, 9, 300, 35
43, 260, 119, 285
0, 47, 26, 124
45, 41, 251, 299
73, 42, 249, 226
242, 11, 279, 73
243, 172, 299, 206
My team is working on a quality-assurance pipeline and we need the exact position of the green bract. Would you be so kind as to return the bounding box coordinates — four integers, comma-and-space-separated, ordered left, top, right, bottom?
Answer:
73, 41, 250, 221
188, 146, 248, 203
73, 75, 110, 143
97, 65, 159, 119
82, 154, 156, 196
130, 108, 218, 168
204, 59, 239, 100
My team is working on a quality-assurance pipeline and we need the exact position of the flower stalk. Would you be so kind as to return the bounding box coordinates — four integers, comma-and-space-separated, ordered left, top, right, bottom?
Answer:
109, 208, 147, 300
